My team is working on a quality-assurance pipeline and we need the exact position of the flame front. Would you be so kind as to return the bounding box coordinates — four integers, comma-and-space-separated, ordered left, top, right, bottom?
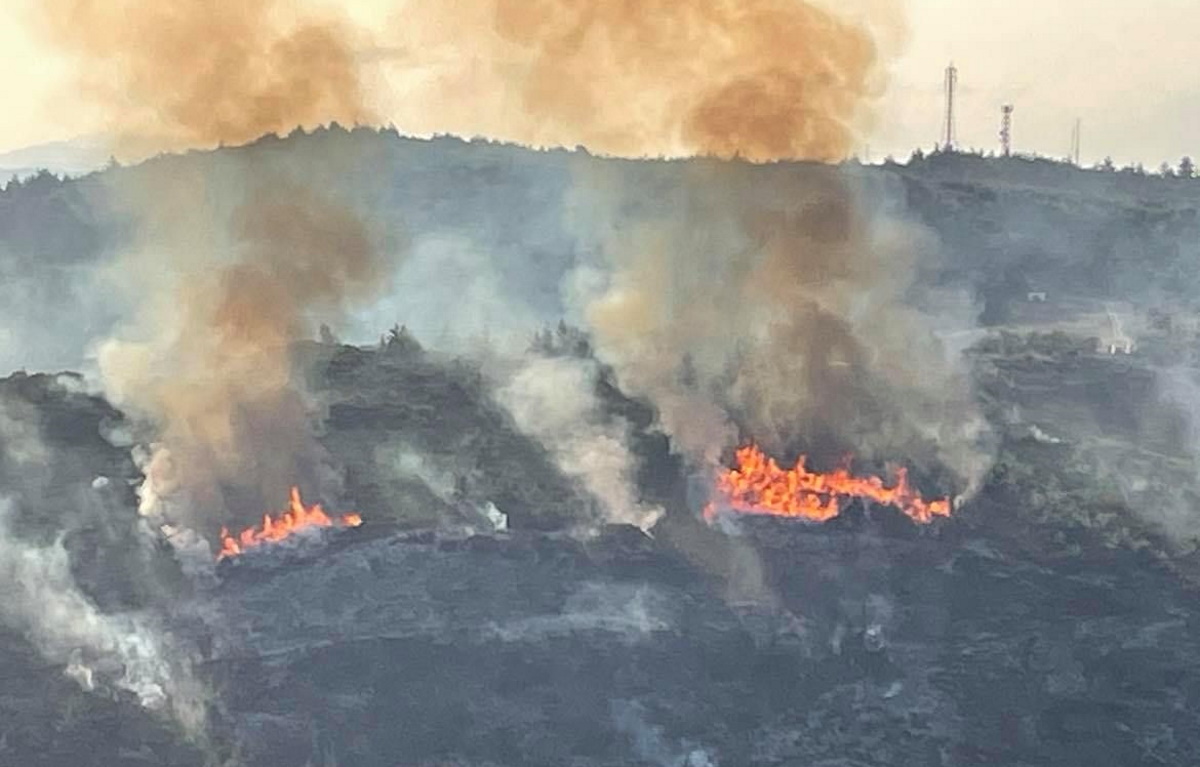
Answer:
217, 487, 363, 560
707, 445, 951, 524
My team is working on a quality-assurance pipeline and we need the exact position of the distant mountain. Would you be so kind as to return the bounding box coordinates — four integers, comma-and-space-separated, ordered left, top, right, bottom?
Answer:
0, 135, 111, 179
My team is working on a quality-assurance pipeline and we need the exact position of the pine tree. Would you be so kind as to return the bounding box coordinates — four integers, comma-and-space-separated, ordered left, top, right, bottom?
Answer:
1180, 156, 1195, 179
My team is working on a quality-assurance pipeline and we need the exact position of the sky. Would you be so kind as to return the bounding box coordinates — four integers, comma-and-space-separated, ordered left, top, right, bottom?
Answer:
1, 0, 1198, 168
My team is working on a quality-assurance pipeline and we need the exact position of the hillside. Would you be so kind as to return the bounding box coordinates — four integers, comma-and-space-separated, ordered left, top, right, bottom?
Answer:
5, 131, 1200, 766
4, 129, 1200, 373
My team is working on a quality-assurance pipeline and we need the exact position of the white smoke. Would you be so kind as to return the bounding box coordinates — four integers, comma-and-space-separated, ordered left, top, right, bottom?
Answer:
376, 440, 459, 503
496, 355, 663, 530
0, 498, 207, 734
489, 582, 673, 643
611, 699, 717, 767
1143, 366, 1200, 544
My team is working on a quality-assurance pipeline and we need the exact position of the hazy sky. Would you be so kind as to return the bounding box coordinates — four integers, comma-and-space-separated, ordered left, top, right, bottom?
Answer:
2, 0, 1197, 167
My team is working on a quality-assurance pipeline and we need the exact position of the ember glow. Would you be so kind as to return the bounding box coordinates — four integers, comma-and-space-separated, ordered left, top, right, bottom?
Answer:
217, 487, 362, 560
706, 445, 951, 524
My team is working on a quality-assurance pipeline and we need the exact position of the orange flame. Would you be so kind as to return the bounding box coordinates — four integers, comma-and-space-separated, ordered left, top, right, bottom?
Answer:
706, 444, 951, 524
217, 486, 363, 560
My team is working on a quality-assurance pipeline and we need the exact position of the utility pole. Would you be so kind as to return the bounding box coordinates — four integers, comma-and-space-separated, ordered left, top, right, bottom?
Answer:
942, 63, 958, 152
1070, 118, 1082, 166
1000, 105, 1014, 157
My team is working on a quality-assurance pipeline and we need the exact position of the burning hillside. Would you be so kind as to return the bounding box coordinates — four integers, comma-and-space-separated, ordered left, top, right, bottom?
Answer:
2, 0, 1198, 759
217, 487, 362, 561
706, 444, 951, 524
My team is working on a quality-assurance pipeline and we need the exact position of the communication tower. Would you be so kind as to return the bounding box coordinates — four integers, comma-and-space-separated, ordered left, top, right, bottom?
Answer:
1000, 105, 1014, 157
942, 63, 958, 151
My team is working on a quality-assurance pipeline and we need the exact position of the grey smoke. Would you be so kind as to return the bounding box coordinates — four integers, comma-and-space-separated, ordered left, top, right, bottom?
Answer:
351, 233, 543, 356
0, 393, 208, 735
489, 581, 673, 643
495, 354, 663, 530
0, 497, 207, 734
566, 163, 991, 493
611, 699, 717, 767
1142, 365, 1200, 545
375, 440, 459, 503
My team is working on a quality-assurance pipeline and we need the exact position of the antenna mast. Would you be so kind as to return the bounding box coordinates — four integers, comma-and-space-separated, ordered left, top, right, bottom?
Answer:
942, 63, 958, 151
1000, 104, 1014, 157
1070, 118, 1082, 165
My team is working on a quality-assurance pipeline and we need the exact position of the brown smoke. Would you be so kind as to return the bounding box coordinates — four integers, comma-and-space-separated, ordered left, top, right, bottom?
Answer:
33, 0, 388, 529
101, 182, 384, 531
581, 162, 990, 492
388, 0, 895, 161
40, 0, 894, 162
38, 0, 372, 153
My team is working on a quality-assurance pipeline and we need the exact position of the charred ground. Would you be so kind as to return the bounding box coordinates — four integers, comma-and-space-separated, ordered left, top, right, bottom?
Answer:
2, 325, 1200, 765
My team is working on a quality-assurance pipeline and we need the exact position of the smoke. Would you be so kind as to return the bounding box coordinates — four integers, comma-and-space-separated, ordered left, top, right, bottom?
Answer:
611, 699, 717, 767
570, 164, 990, 495
0, 392, 209, 737
31, 0, 396, 532
353, 233, 544, 357
100, 182, 386, 531
29, 0, 948, 522
384, 0, 900, 161
0, 498, 208, 735
490, 581, 674, 643
496, 355, 663, 530
37, 0, 899, 162
37, 0, 372, 155
1140, 366, 1200, 545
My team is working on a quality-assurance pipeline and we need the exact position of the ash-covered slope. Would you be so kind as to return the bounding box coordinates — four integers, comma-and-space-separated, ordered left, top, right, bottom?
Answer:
0, 374, 205, 767
199, 514, 1200, 767
301, 338, 680, 533
5, 131, 1200, 764
310, 341, 590, 531
2, 349, 1200, 766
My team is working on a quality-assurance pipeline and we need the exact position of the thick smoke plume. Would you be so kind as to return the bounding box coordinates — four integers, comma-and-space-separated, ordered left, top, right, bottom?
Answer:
38, 0, 372, 153
26, 0, 392, 736
34, 0, 391, 531
102, 184, 384, 530
572, 164, 990, 495
387, 0, 898, 160
386, 0, 985, 491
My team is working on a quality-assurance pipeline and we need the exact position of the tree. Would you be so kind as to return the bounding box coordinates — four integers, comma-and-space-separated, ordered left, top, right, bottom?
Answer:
384, 323, 422, 356
1180, 156, 1195, 179
529, 321, 592, 358
1159, 161, 1175, 178
1096, 156, 1116, 172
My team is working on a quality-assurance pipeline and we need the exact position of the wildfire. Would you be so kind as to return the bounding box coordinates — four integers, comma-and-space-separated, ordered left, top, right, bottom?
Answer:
707, 444, 951, 525
217, 486, 363, 560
